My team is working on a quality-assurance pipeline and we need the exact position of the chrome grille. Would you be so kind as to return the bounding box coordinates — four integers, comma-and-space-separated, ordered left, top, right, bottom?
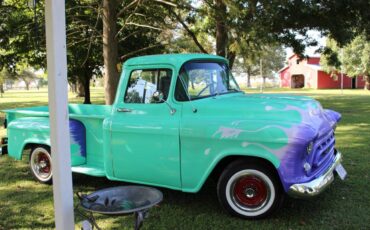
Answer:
310, 131, 336, 174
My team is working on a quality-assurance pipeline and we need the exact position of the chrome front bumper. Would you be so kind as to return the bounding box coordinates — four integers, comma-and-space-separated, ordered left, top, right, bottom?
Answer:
288, 151, 344, 198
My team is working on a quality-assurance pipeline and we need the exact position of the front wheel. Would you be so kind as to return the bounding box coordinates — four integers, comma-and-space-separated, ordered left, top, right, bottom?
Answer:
217, 160, 284, 219
29, 146, 52, 184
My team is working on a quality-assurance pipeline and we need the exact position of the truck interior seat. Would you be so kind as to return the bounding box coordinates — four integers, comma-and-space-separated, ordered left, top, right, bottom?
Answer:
159, 76, 171, 100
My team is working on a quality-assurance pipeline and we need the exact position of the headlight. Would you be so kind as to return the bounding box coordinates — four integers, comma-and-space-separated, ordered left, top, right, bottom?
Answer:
303, 162, 311, 172
306, 141, 314, 154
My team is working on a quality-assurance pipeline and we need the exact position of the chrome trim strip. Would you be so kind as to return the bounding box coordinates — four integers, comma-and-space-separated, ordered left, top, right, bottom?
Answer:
288, 150, 343, 198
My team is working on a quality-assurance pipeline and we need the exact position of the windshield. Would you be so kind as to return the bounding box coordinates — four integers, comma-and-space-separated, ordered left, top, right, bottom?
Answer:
175, 62, 240, 101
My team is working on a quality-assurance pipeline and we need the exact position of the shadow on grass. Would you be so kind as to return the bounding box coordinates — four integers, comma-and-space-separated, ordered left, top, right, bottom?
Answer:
0, 154, 368, 229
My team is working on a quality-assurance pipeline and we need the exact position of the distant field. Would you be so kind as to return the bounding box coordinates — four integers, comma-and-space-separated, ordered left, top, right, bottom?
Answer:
0, 87, 369, 229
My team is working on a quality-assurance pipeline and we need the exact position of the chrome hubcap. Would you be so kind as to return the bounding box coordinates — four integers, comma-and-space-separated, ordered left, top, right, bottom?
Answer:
245, 188, 256, 198
30, 148, 52, 182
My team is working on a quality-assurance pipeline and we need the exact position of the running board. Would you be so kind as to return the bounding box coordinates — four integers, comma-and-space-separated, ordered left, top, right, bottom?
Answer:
72, 165, 105, 177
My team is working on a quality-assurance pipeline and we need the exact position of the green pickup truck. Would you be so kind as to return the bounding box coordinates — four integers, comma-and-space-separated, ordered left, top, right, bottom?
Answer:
0, 54, 346, 219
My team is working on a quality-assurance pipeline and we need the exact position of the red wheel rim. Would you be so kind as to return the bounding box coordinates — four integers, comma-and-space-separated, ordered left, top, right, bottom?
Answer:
38, 154, 51, 173
233, 175, 267, 207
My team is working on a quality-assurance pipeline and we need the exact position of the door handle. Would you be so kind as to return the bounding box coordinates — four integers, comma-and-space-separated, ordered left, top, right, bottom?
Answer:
117, 108, 132, 112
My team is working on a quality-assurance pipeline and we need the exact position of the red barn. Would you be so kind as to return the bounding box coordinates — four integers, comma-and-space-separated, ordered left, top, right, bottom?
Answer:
279, 54, 366, 89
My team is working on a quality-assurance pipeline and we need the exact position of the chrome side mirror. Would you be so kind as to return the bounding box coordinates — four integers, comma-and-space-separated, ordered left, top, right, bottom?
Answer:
151, 90, 176, 115
152, 90, 164, 103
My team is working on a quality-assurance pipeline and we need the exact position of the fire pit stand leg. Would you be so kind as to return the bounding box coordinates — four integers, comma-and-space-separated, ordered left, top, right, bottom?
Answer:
86, 212, 102, 230
134, 209, 148, 230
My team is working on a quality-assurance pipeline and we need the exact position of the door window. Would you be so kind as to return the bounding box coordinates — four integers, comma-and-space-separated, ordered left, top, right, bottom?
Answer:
124, 69, 172, 104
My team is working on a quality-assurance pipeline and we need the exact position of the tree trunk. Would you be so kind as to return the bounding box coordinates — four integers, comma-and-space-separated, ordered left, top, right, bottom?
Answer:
365, 75, 370, 90
72, 83, 77, 93
103, 0, 119, 105
215, 0, 227, 57
83, 64, 91, 104
69, 82, 76, 93
227, 51, 236, 69
0, 83, 3, 97
247, 67, 252, 88
25, 81, 30, 90
84, 79, 91, 104
77, 79, 85, 97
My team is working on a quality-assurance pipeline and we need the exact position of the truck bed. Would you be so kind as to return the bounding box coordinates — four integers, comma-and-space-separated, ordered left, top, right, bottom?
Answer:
5, 104, 112, 120
4, 104, 112, 175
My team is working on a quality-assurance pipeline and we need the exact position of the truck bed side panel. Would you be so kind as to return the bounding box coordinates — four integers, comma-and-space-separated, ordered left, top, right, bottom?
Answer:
7, 117, 87, 166
5, 104, 111, 171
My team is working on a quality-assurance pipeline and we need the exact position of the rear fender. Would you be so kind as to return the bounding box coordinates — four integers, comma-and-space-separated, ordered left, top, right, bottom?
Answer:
7, 117, 86, 165
7, 117, 50, 160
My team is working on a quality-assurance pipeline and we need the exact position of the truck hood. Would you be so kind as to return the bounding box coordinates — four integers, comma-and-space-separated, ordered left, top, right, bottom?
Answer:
194, 92, 341, 153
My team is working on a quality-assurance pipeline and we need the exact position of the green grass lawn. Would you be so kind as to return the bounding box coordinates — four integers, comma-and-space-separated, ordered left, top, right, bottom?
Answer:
0, 88, 369, 229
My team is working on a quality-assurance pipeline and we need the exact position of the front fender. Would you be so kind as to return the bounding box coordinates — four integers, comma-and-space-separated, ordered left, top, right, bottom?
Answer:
181, 147, 280, 193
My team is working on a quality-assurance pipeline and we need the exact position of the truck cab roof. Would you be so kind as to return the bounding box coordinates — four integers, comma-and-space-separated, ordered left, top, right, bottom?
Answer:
123, 53, 228, 69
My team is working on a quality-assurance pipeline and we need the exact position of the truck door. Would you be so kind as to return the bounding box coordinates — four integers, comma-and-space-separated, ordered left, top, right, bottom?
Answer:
110, 67, 181, 189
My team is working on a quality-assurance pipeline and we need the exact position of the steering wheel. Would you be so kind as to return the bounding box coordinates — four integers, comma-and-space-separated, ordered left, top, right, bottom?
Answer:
196, 83, 212, 97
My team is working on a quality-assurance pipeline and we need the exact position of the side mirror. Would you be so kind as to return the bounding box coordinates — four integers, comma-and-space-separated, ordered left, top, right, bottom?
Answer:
152, 90, 164, 103
151, 90, 176, 115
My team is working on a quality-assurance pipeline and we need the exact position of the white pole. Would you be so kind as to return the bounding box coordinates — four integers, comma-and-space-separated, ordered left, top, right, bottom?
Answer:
45, 0, 75, 229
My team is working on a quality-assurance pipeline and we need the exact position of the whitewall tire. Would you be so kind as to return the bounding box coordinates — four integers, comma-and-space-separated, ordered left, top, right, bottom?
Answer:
217, 160, 284, 219
29, 146, 53, 184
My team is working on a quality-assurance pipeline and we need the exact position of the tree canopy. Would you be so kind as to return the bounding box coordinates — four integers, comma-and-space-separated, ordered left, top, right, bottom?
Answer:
1, 0, 369, 100
168, 1, 369, 64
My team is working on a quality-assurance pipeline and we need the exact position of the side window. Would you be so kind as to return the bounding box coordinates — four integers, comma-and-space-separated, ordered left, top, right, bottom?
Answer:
124, 69, 172, 104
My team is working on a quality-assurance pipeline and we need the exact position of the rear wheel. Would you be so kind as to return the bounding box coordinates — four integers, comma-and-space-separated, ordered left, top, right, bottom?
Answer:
29, 146, 52, 184
217, 160, 284, 219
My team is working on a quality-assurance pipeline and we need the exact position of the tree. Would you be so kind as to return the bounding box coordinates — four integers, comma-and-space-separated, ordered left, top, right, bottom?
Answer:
0, 69, 5, 97
17, 69, 38, 90
259, 46, 286, 87
102, 0, 175, 104
102, 0, 119, 105
1, 0, 171, 104
0, 63, 39, 91
342, 35, 370, 90
66, 0, 103, 104
321, 35, 370, 90
320, 38, 341, 78
169, 1, 370, 69
233, 44, 286, 88
0, 0, 45, 72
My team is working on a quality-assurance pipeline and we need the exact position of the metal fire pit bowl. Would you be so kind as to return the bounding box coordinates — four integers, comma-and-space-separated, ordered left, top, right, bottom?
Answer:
76, 186, 163, 230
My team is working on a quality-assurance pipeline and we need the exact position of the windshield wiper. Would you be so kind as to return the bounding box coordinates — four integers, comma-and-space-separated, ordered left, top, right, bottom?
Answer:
212, 89, 240, 98
229, 88, 242, 92
212, 90, 221, 98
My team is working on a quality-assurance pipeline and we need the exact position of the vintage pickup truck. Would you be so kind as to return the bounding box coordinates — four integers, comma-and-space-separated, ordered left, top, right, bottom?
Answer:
0, 54, 347, 219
